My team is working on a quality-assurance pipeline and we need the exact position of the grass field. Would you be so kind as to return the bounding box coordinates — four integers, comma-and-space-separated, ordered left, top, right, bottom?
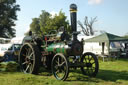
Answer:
0, 58, 128, 85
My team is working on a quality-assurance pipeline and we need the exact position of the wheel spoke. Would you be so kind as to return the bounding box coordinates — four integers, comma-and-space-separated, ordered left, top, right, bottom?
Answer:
55, 60, 58, 65
62, 68, 66, 73
57, 57, 60, 65
83, 56, 87, 63
28, 52, 34, 59
25, 48, 29, 55
29, 64, 33, 72
25, 64, 30, 72
28, 48, 31, 56
85, 65, 94, 75
88, 55, 90, 60
91, 62, 95, 65
59, 61, 66, 67
88, 67, 93, 75
22, 61, 28, 65
55, 69, 59, 74
89, 56, 93, 62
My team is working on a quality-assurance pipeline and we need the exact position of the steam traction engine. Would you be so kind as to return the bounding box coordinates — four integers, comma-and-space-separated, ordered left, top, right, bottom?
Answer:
19, 4, 99, 80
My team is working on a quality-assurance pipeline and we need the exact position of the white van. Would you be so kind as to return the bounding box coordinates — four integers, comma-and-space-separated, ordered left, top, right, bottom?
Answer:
0, 44, 12, 57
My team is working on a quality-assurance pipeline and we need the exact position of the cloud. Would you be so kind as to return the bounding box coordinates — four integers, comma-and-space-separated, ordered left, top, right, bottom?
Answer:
50, 11, 58, 18
88, 0, 103, 5
24, 27, 30, 33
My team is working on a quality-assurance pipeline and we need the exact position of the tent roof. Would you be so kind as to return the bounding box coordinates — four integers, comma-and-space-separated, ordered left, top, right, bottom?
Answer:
85, 32, 128, 42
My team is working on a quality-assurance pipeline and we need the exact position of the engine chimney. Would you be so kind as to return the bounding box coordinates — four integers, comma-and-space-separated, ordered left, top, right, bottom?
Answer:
70, 4, 78, 41
70, 4, 77, 32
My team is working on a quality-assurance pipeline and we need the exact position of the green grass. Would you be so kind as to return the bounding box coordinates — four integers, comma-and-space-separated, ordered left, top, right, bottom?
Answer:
0, 58, 128, 85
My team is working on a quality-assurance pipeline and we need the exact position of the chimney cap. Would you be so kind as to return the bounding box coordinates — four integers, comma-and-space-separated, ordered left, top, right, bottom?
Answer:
70, 4, 77, 12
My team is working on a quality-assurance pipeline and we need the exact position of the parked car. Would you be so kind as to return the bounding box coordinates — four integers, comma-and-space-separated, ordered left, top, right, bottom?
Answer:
3, 44, 21, 62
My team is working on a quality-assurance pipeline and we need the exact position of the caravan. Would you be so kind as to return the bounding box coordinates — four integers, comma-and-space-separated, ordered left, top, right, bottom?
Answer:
78, 33, 128, 58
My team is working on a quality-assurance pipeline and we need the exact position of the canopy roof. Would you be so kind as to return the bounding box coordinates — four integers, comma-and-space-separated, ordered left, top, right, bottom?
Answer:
85, 33, 128, 42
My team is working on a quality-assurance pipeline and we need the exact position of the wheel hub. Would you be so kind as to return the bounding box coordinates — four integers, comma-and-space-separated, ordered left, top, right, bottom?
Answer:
86, 63, 92, 67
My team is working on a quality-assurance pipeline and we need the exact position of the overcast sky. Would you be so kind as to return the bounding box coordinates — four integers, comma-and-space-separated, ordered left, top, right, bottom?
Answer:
15, 0, 128, 37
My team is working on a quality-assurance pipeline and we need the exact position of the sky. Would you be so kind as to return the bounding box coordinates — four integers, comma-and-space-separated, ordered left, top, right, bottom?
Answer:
15, 0, 128, 37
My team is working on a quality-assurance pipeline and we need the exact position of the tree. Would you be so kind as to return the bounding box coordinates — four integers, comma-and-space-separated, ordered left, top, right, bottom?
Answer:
28, 10, 70, 36
39, 10, 51, 34
30, 18, 41, 34
124, 32, 128, 38
52, 10, 70, 32
0, 0, 20, 38
78, 16, 97, 36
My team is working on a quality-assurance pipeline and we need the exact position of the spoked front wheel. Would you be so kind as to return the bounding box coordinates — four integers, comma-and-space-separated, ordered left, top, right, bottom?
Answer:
81, 52, 99, 77
51, 53, 69, 80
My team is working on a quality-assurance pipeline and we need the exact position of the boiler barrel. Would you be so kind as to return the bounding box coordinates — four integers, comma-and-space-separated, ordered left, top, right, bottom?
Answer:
46, 43, 70, 55
46, 42, 83, 56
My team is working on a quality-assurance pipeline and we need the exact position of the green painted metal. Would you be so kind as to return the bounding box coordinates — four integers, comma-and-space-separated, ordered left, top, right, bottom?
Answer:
46, 43, 68, 55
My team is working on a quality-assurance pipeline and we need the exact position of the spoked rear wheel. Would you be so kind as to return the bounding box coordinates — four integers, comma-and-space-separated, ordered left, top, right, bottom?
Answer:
51, 53, 69, 80
19, 43, 41, 74
81, 52, 99, 77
